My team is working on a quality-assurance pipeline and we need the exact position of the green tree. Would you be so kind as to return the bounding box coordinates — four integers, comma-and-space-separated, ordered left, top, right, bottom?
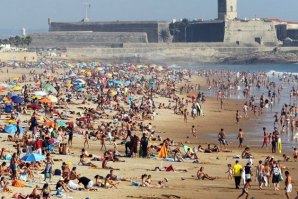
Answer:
159, 29, 170, 42
24, 36, 32, 47
13, 36, 21, 47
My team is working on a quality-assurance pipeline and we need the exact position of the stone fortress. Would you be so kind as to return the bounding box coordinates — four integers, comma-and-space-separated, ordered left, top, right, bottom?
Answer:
27, 0, 298, 64
29, 0, 298, 49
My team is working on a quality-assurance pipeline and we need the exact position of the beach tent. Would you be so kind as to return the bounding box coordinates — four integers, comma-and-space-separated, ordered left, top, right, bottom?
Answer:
21, 153, 45, 162
158, 143, 168, 158
4, 124, 24, 134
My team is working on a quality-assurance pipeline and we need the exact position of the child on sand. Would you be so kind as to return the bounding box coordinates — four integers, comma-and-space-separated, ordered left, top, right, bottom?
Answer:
225, 164, 233, 180
237, 179, 251, 199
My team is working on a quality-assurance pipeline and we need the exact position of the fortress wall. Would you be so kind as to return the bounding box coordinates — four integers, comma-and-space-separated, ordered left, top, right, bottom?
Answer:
123, 42, 259, 48
49, 22, 168, 43
224, 21, 278, 45
29, 32, 148, 48
66, 46, 274, 63
0, 52, 37, 62
187, 22, 225, 42
287, 29, 298, 40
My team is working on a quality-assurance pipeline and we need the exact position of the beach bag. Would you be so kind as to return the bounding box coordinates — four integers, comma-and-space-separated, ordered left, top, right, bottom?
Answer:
54, 169, 62, 176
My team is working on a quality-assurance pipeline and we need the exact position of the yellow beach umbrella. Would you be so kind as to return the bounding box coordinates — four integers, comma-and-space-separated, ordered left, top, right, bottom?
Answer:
32, 96, 42, 99
6, 119, 16, 124
65, 83, 73, 87
13, 86, 22, 91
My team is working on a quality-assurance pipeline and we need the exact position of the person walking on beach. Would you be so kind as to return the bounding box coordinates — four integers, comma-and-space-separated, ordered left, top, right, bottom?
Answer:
233, 160, 243, 189
237, 129, 244, 148
218, 129, 227, 149
271, 161, 281, 191
261, 127, 268, 148
285, 171, 292, 199
257, 160, 264, 190
237, 179, 251, 199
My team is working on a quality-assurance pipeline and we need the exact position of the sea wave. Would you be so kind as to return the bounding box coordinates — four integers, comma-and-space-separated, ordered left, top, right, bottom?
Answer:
266, 70, 298, 77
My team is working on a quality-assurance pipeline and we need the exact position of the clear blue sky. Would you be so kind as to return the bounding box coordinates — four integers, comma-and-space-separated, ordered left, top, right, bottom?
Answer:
1, 0, 298, 30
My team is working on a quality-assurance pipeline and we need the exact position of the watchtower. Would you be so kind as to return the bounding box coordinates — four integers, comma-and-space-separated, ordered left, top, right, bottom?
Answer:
218, 0, 237, 21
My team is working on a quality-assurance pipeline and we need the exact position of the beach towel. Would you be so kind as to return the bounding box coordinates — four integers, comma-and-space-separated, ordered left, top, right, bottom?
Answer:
12, 180, 25, 187
166, 165, 174, 172
158, 143, 167, 158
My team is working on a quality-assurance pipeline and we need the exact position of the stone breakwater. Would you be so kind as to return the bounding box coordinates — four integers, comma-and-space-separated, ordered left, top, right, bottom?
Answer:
64, 44, 298, 64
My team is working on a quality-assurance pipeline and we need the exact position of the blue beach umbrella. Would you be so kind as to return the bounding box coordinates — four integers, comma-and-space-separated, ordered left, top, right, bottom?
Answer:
4, 124, 24, 134
12, 96, 23, 104
5, 105, 14, 113
21, 153, 45, 162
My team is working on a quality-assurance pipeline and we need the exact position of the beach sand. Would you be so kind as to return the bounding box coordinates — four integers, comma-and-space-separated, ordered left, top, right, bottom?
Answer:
0, 67, 297, 199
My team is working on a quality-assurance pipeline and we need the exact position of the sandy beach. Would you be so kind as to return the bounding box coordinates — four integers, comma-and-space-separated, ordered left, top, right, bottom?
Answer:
0, 65, 297, 199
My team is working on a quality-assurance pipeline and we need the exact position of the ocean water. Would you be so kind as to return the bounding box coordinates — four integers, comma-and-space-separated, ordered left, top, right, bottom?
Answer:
184, 63, 298, 151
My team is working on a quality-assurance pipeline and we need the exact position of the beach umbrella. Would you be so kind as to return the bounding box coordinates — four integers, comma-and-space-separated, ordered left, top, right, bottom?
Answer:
44, 121, 55, 128
42, 84, 57, 94
48, 95, 58, 103
39, 97, 52, 104
27, 104, 41, 110
77, 88, 86, 92
21, 153, 45, 162
114, 80, 123, 85
69, 73, 77, 77
3, 97, 11, 102
13, 86, 22, 91
65, 83, 73, 87
8, 82, 16, 86
32, 96, 42, 100
56, 120, 67, 127
4, 124, 24, 134
5, 105, 14, 113
6, 119, 17, 124
11, 96, 23, 104
34, 91, 47, 96
0, 82, 9, 88
74, 79, 85, 85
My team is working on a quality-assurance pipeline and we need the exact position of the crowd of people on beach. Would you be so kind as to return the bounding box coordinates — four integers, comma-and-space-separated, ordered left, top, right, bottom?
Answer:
0, 61, 297, 199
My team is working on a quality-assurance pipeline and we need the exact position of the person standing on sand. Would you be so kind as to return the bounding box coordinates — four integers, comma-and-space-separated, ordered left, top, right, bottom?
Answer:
233, 160, 243, 189
237, 129, 244, 148
236, 110, 241, 125
271, 161, 281, 191
261, 127, 268, 148
183, 107, 188, 123
256, 160, 265, 190
285, 171, 292, 199
191, 125, 197, 137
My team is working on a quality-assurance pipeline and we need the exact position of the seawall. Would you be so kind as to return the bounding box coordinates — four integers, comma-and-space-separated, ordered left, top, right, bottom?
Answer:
64, 44, 298, 64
